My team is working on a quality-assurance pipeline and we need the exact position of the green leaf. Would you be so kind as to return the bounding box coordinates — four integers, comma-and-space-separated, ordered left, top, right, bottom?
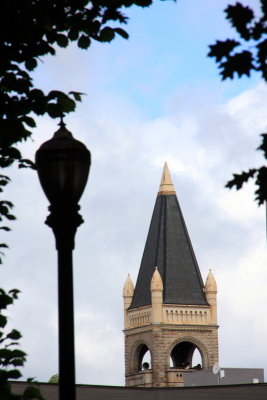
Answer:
56, 34, 69, 48
257, 133, 267, 158
226, 169, 257, 190
0, 315, 7, 328
57, 96, 76, 113
31, 98, 47, 115
49, 373, 59, 383
6, 369, 21, 379
0, 294, 13, 309
11, 358, 24, 366
0, 201, 13, 208
99, 27, 115, 42
133, 0, 153, 6
255, 166, 267, 204
68, 29, 79, 41
29, 89, 45, 100
256, 39, 267, 80
220, 51, 254, 80
18, 159, 36, 169
9, 289, 20, 297
114, 28, 129, 39
4, 214, 16, 221
252, 21, 264, 40
69, 91, 85, 102
7, 330, 21, 341
0, 348, 11, 358
27, 377, 37, 382
0, 176, 10, 185
47, 90, 65, 100
208, 39, 240, 62
6, 341, 19, 348
225, 3, 254, 41
78, 35, 91, 49
5, 147, 21, 160
25, 58, 38, 71
21, 117, 36, 128
9, 349, 27, 359
47, 103, 62, 118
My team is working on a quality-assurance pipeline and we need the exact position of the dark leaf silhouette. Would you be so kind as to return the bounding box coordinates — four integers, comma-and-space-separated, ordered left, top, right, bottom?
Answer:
226, 169, 257, 190
114, 28, 129, 40
208, 40, 240, 62
220, 51, 254, 79
255, 166, 267, 204
210, 1, 267, 204
257, 133, 267, 158
99, 27, 116, 42
78, 35, 91, 49
257, 39, 267, 80
225, 3, 254, 40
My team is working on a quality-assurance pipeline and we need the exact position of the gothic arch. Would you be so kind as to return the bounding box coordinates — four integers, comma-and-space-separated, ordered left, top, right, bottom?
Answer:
130, 339, 152, 373
166, 336, 209, 369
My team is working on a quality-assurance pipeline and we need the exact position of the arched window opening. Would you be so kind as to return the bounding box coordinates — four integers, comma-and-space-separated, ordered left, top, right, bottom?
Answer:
141, 348, 151, 371
192, 347, 202, 369
170, 341, 202, 370
134, 344, 152, 372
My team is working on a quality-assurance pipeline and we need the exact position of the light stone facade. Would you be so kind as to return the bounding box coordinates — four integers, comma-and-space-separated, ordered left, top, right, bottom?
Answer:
123, 166, 219, 388
123, 269, 219, 388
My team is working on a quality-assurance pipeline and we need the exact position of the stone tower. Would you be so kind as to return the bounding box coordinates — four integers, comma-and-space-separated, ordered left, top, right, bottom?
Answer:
123, 163, 219, 388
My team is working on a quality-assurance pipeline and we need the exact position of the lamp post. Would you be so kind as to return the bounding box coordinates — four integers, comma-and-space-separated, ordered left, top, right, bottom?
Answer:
35, 119, 91, 400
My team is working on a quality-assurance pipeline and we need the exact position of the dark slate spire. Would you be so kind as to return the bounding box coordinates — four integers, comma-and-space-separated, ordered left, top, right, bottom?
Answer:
130, 163, 208, 309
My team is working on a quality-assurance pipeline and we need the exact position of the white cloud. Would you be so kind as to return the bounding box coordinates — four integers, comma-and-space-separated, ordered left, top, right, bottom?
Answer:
2, 0, 267, 386
75, 311, 124, 384
4, 80, 266, 384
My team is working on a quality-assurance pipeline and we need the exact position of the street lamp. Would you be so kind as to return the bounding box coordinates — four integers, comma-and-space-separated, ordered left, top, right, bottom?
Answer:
35, 119, 91, 400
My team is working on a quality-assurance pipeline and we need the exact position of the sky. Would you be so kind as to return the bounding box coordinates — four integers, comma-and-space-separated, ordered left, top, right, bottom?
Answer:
2, 0, 267, 386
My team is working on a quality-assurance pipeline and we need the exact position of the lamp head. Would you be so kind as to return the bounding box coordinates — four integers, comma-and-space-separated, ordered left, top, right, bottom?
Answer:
35, 121, 91, 206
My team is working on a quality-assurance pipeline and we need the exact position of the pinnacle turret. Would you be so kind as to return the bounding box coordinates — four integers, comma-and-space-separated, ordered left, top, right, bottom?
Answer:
123, 274, 134, 298
205, 269, 217, 293
150, 267, 163, 292
205, 269, 217, 324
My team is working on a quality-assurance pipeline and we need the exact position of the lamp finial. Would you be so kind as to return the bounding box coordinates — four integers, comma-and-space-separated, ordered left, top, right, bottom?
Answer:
59, 114, 66, 128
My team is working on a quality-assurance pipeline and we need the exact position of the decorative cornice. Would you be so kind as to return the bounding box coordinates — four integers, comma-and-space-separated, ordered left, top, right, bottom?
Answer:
123, 327, 153, 336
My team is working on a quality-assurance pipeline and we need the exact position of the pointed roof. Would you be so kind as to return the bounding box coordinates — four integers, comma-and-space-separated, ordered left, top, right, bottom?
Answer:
130, 163, 207, 308
158, 162, 176, 195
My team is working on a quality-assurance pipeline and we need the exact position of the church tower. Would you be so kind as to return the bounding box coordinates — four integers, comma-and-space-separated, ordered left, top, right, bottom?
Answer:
123, 163, 219, 388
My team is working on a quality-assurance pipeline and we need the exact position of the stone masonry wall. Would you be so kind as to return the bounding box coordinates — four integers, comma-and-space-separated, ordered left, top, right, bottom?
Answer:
124, 324, 219, 387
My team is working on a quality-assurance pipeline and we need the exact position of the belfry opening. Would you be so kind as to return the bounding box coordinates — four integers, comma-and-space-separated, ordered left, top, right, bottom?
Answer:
135, 344, 151, 372
123, 163, 219, 387
170, 341, 202, 370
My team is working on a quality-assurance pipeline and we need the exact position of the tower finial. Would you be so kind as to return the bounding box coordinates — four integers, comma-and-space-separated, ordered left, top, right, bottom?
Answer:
158, 162, 176, 195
